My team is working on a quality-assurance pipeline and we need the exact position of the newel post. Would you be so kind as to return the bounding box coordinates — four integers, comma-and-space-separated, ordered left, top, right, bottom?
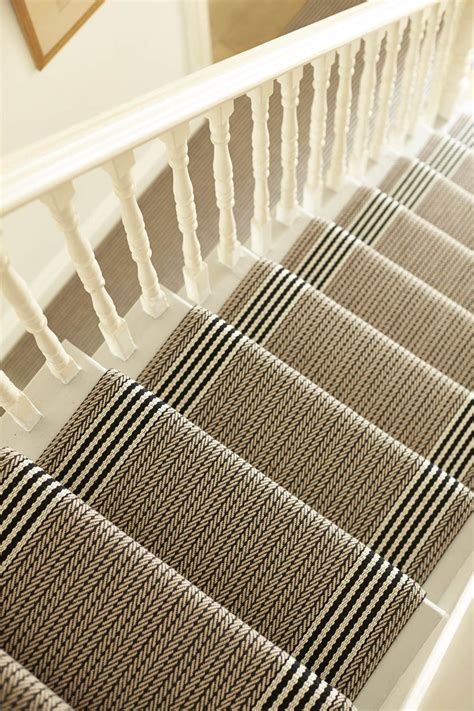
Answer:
104, 150, 168, 319
160, 123, 210, 304
42, 182, 136, 361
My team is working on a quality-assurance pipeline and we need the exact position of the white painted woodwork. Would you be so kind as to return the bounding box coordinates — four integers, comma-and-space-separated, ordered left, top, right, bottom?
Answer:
206, 100, 242, 268
0, 370, 42, 432
0, 0, 448, 217
104, 150, 168, 318
438, 0, 472, 119
350, 31, 383, 177
248, 81, 274, 255
407, 6, 439, 137
391, 11, 425, 145
326, 40, 360, 192
42, 183, 136, 360
425, 1, 455, 123
370, 20, 406, 161
160, 123, 210, 303
303, 51, 335, 212
0, 242, 79, 384
276, 67, 304, 225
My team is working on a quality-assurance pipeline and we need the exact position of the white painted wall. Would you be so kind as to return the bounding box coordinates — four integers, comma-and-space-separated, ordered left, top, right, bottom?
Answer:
1, 0, 208, 356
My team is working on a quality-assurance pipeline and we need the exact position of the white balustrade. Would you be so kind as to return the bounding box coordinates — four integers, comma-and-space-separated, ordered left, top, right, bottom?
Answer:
0, 371, 42, 432
326, 40, 360, 192
438, 0, 472, 120
370, 20, 406, 162
104, 151, 168, 319
160, 123, 210, 303
206, 100, 242, 268
42, 183, 136, 361
0, 242, 79, 384
391, 11, 425, 145
276, 67, 304, 225
350, 31, 383, 177
425, 1, 455, 123
303, 51, 335, 212
406, 6, 439, 137
248, 81, 274, 255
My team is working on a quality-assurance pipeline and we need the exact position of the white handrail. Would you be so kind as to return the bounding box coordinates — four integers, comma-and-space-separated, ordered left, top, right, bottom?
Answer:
0, 0, 440, 217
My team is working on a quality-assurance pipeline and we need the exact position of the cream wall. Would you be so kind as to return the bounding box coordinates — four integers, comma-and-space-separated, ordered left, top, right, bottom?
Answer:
1, 0, 205, 356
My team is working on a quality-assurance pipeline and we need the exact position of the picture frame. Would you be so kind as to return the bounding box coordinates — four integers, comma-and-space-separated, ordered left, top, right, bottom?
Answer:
11, 0, 105, 70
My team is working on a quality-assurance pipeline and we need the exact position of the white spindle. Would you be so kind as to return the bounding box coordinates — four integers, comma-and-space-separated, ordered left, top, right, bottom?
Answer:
406, 6, 439, 137
326, 40, 360, 192
248, 81, 274, 255
391, 11, 425, 145
0, 371, 42, 432
369, 20, 405, 161
206, 100, 241, 268
303, 51, 335, 213
350, 31, 383, 177
438, 0, 472, 120
0, 243, 79, 384
104, 151, 168, 319
276, 67, 304, 226
42, 183, 136, 361
425, 1, 456, 124
160, 123, 210, 303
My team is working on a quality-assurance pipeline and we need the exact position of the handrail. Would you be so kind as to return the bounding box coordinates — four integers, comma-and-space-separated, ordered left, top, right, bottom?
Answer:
0, 0, 439, 216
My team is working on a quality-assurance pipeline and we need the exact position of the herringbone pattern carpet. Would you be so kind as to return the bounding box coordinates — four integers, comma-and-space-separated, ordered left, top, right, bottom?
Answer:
1, 0, 474, 705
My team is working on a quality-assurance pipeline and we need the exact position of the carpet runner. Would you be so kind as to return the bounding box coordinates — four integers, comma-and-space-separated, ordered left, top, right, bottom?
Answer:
379, 157, 474, 250
334, 186, 473, 310
417, 132, 474, 195
0, 650, 72, 711
1, 448, 353, 710
279, 218, 473, 389
25, 369, 427, 699
220, 259, 473, 487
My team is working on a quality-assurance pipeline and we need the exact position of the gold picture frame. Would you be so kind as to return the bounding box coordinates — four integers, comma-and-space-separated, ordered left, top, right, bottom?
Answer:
11, 0, 105, 70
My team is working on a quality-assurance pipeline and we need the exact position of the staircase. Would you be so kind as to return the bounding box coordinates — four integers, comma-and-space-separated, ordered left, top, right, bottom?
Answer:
1, 0, 473, 709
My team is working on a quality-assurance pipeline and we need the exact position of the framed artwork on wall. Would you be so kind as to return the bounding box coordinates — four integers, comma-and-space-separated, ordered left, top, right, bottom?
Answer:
11, 0, 105, 70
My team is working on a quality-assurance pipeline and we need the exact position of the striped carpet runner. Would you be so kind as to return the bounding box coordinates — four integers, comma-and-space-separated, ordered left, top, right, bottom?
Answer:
1, 117, 473, 709
1, 448, 353, 710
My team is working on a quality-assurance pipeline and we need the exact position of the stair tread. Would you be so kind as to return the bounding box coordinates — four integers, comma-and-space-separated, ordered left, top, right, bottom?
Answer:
220, 256, 473, 486
378, 156, 474, 250
335, 185, 473, 311
2, 447, 350, 710
280, 216, 473, 390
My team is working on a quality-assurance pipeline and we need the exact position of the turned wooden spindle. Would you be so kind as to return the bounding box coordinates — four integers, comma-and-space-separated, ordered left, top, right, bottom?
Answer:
276, 67, 303, 226
0, 242, 79, 384
104, 150, 168, 319
425, 1, 455, 124
303, 51, 335, 213
438, 0, 472, 120
248, 81, 274, 255
0, 370, 42, 432
350, 30, 383, 176
369, 20, 406, 161
406, 6, 439, 137
42, 183, 136, 361
160, 123, 210, 303
206, 100, 242, 268
391, 11, 425, 145
326, 40, 360, 192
